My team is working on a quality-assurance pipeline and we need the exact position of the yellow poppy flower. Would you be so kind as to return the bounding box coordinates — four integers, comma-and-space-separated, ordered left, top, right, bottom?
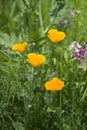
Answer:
27, 53, 46, 67
48, 29, 66, 43
12, 42, 27, 53
45, 77, 64, 91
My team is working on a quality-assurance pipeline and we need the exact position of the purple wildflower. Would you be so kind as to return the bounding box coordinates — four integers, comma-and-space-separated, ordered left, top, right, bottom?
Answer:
69, 41, 87, 63
75, 52, 82, 62
79, 47, 86, 56
76, 52, 81, 58
69, 41, 81, 52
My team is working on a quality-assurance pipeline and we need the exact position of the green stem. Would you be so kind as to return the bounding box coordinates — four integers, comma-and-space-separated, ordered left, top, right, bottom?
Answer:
39, 0, 44, 37
25, 67, 35, 130
60, 91, 62, 116
58, 91, 62, 130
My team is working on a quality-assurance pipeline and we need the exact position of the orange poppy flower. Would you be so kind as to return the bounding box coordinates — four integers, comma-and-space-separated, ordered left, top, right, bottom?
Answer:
27, 53, 46, 67
48, 29, 66, 43
12, 42, 27, 53
45, 77, 64, 91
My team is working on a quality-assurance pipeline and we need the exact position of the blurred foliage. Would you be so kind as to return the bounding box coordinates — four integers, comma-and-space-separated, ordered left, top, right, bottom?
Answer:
0, 0, 87, 130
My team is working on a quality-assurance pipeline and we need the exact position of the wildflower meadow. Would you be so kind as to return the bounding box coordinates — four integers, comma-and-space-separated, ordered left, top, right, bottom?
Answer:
0, 0, 87, 130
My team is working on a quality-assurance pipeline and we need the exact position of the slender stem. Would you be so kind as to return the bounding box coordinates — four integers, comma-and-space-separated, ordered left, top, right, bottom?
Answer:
59, 91, 62, 130
59, 46, 63, 130
60, 91, 62, 115
56, 45, 63, 129
39, 0, 44, 37
25, 67, 35, 130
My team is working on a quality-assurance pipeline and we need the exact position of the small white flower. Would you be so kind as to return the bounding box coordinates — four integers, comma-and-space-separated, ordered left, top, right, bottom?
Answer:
28, 105, 32, 108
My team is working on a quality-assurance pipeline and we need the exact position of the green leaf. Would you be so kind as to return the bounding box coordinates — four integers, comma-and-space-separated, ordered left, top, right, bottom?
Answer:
0, 32, 17, 47
47, 107, 56, 113
12, 121, 25, 130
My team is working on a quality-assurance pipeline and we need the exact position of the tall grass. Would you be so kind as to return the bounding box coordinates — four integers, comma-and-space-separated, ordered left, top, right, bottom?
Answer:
0, 0, 87, 130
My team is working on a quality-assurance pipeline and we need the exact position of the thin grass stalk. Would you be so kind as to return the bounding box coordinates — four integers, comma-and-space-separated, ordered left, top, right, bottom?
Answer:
39, 0, 44, 37
25, 66, 35, 130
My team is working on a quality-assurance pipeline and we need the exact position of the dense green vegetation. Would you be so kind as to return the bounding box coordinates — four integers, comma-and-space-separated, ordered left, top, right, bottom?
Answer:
0, 0, 87, 130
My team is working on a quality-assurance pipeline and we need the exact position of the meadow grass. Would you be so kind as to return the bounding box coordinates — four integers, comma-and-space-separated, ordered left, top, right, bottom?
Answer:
0, 0, 87, 130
